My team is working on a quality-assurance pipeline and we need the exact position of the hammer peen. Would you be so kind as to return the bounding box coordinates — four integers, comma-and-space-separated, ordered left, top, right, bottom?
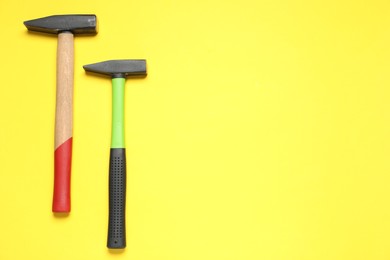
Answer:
24, 15, 98, 213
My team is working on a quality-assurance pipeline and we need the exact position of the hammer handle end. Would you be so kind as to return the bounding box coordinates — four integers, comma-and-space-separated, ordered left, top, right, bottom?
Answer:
107, 148, 127, 248
53, 137, 72, 212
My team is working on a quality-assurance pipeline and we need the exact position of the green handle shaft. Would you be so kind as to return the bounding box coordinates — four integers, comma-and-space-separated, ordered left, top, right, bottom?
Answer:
111, 78, 126, 148
108, 77, 127, 248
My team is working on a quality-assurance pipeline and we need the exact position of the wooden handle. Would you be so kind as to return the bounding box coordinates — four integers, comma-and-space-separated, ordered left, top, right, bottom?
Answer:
53, 32, 74, 213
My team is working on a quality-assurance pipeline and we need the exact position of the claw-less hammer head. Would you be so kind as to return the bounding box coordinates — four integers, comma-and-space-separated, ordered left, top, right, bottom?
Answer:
83, 59, 147, 78
24, 14, 97, 35
24, 14, 97, 213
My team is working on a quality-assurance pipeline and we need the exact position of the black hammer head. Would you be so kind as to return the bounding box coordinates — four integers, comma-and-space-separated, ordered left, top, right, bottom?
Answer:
24, 14, 97, 35
83, 60, 147, 78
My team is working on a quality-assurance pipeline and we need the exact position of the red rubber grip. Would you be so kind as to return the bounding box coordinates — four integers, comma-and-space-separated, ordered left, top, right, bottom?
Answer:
53, 137, 72, 212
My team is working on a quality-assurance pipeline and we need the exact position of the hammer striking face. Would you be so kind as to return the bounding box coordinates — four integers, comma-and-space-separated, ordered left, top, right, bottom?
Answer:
24, 14, 98, 213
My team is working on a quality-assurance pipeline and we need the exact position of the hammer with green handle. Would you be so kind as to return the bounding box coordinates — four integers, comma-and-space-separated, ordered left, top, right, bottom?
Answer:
83, 59, 147, 249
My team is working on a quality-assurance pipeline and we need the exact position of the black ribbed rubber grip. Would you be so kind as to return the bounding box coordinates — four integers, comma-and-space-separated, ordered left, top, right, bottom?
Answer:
107, 148, 126, 248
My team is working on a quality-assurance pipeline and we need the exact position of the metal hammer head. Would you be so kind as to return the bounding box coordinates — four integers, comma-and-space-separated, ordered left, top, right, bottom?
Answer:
24, 14, 97, 35
83, 60, 147, 78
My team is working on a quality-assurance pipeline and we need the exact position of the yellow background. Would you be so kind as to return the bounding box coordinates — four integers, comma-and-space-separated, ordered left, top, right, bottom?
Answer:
1, 0, 390, 259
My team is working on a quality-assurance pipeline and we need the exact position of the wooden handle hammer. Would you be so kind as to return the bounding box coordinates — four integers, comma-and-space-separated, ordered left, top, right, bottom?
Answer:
24, 15, 98, 213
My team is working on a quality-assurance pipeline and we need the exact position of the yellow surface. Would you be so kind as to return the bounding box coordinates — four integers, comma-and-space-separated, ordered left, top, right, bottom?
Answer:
0, 0, 390, 259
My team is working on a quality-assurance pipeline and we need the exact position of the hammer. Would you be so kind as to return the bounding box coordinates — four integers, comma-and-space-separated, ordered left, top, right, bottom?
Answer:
83, 59, 147, 248
24, 15, 98, 213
